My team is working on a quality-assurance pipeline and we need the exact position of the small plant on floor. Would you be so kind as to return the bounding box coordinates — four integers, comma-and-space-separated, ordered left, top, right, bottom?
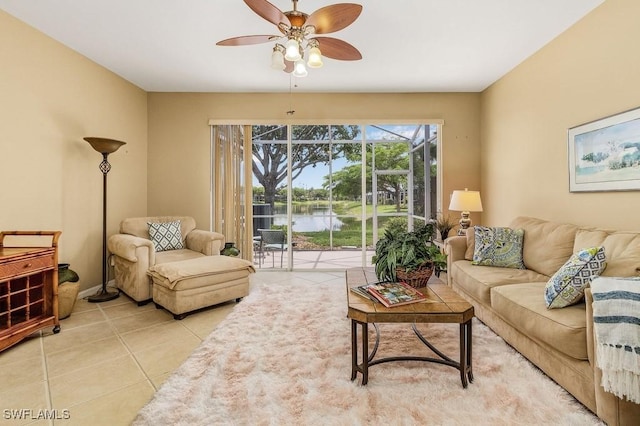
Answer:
372, 222, 446, 283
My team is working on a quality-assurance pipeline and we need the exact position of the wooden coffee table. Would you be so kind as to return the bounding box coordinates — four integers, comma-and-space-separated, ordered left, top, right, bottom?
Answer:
346, 267, 474, 387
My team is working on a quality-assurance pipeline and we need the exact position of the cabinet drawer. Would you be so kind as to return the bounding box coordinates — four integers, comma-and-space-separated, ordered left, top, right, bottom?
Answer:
0, 255, 55, 279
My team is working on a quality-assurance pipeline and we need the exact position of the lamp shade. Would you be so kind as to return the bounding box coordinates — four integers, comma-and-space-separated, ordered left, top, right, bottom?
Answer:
84, 137, 126, 154
284, 38, 301, 61
292, 59, 308, 77
449, 189, 483, 212
271, 48, 285, 70
307, 46, 323, 68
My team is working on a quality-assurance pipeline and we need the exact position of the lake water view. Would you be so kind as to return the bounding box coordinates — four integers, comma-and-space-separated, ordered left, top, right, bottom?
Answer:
272, 203, 344, 232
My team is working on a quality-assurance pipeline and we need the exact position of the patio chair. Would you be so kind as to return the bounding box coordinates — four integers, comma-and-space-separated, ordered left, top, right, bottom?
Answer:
257, 229, 288, 268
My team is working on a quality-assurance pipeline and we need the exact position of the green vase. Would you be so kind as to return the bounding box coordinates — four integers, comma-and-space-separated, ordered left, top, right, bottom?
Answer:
221, 242, 240, 257
57, 263, 80, 319
58, 263, 79, 284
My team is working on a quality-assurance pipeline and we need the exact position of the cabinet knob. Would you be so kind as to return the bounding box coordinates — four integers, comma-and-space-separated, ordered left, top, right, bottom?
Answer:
24, 263, 32, 268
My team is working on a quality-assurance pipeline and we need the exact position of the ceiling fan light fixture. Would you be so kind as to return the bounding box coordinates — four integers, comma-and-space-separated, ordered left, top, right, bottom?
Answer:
216, 0, 363, 76
271, 45, 286, 70
307, 46, 323, 68
292, 59, 308, 77
284, 38, 301, 61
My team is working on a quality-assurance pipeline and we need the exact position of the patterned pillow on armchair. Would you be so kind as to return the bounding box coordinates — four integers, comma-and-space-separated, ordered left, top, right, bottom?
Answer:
148, 220, 184, 252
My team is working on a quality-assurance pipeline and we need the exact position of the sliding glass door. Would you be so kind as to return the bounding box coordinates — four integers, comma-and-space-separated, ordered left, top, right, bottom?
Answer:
212, 122, 441, 270
288, 124, 362, 268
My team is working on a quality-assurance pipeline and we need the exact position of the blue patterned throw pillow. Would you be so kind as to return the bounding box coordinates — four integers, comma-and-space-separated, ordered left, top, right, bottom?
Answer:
545, 246, 606, 309
147, 220, 184, 252
472, 226, 525, 269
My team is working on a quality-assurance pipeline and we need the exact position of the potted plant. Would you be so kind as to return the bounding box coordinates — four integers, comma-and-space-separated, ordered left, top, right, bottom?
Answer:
372, 222, 447, 287
434, 213, 457, 241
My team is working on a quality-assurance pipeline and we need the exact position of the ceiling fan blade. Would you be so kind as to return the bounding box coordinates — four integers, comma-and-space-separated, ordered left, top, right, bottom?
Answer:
306, 4, 362, 34
284, 60, 294, 73
216, 35, 277, 46
313, 37, 362, 61
244, 0, 290, 27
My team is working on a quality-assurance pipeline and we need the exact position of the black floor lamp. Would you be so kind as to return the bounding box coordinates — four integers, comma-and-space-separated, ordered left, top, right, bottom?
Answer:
85, 137, 126, 303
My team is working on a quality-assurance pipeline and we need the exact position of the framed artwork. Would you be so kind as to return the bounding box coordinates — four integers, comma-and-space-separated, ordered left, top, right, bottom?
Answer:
568, 107, 640, 192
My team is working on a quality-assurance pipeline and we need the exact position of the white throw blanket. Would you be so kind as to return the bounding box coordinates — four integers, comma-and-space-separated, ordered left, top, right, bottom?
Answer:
591, 276, 640, 404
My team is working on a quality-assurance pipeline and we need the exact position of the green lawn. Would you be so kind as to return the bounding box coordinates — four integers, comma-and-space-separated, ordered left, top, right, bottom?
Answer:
276, 200, 411, 249
296, 208, 408, 248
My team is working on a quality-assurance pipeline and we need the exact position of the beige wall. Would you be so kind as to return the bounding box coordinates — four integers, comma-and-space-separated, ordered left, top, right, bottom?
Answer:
0, 11, 148, 292
481, 0, 640, 231
16, 0, 633, 290
147, 92, 481, 230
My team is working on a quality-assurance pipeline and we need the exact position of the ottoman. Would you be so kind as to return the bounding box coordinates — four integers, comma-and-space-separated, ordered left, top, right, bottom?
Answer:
147, 255, 255, 319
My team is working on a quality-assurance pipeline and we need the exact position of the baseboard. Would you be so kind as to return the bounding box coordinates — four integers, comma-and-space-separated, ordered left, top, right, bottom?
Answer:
77, 280, 117, 300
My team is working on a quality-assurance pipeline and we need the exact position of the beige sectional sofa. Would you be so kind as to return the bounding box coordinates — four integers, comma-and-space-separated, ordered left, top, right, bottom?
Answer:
445, 216, 640, 425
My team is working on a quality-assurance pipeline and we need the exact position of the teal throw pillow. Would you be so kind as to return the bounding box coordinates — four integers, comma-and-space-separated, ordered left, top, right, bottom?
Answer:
544, 246, 606, 309
148, 220, 184, 252
472, 226, 525, 269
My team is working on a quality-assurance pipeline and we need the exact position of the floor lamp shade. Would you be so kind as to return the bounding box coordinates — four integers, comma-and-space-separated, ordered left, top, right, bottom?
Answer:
85, 137, 126, 303
449, 188, 483, 236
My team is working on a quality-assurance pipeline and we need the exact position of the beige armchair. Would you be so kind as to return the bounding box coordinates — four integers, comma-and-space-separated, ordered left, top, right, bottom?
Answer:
107, 216, 225, 304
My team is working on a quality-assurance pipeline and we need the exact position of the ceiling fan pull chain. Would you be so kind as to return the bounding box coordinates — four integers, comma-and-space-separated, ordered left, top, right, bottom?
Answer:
287, 74, 295, 116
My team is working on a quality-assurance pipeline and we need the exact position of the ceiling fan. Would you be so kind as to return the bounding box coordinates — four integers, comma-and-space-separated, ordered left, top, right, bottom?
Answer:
216, 0, 362, 77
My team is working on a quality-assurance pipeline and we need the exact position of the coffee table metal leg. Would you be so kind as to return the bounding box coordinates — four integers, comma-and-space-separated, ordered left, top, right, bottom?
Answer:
351, 320, 358, 381
353, 321, 473, 387
459, 323, 468, 388
458, 320, 474, 387
351, 320, 370, 385
467, 319, 474, 383
361, 322, 369, 385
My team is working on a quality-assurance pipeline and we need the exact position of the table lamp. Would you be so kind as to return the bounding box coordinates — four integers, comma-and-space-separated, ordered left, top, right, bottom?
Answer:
448, 188, 483, 236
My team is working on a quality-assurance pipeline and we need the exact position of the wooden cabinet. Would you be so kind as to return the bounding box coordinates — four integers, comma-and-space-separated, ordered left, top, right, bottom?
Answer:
0, 231, 61, 352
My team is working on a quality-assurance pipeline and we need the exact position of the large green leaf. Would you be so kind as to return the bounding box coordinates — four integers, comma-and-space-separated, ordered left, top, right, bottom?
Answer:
373, 221, 446, 280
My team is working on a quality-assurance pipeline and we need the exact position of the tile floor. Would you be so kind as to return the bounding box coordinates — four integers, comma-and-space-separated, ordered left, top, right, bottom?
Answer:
0, 271, 321, 426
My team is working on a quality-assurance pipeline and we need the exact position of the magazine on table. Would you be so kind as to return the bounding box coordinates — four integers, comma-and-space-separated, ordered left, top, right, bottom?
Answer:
366, 281, 426, 307
349, 284, 379, 303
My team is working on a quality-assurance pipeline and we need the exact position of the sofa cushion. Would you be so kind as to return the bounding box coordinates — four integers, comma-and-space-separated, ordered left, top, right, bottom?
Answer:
509, 217, 579, 276
472, 226, 525, 269
155, 249, 204, 264
574, 229, 640, 277
451, 260, 548, 305
148, 220, 184, 252
491, 282, 588, 360
544, 247, 606, 309
464, 226, 476, 261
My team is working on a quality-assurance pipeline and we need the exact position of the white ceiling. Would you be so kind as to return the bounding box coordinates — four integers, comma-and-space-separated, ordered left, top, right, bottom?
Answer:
0, 0, 604, 93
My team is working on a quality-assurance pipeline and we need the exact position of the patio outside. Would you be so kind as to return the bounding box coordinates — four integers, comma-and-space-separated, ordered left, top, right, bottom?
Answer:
253, 246, 375, 270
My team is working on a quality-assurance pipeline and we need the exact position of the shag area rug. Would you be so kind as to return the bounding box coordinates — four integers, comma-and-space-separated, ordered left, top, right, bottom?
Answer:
134, 273, 602, 425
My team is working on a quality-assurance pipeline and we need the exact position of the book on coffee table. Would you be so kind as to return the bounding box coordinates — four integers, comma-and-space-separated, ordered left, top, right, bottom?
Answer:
350, 284, 379, 303
366, 281, 427, 307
